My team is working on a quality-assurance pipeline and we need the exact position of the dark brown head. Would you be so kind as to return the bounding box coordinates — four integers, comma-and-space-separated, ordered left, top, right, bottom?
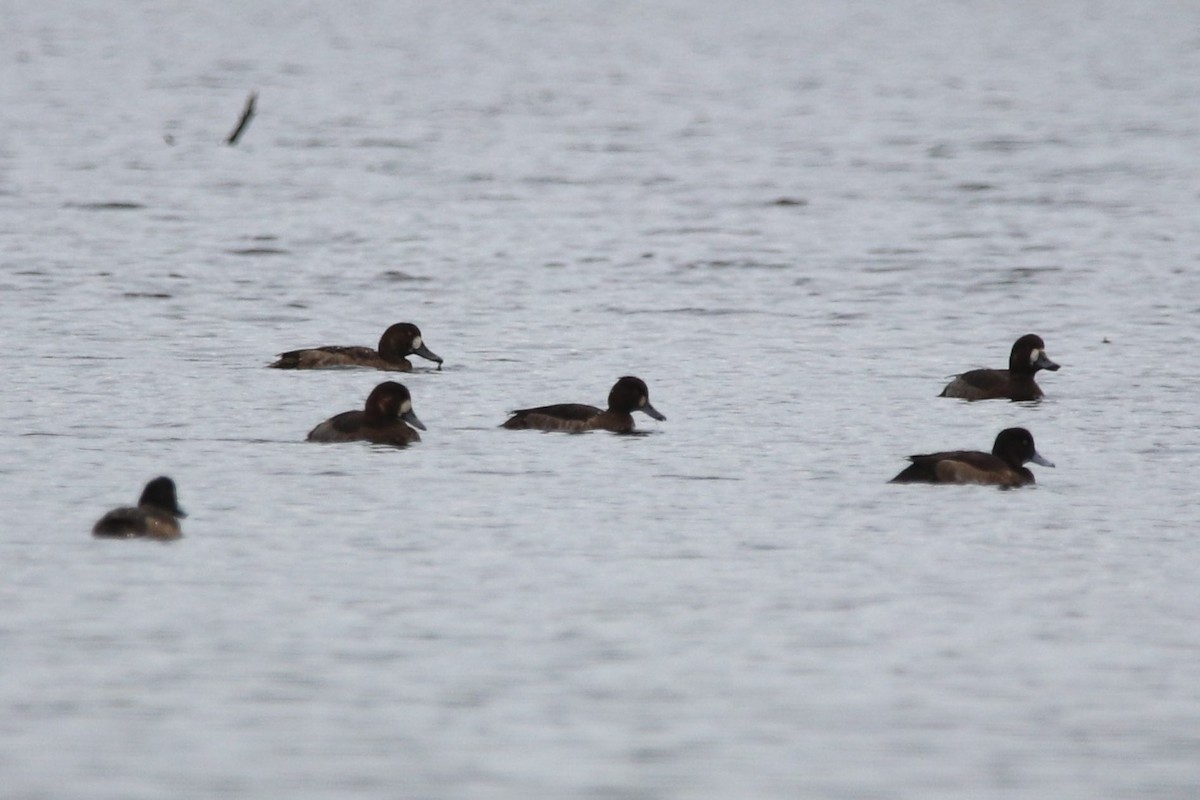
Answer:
1009, 334, 1059, 375
607, 376, 666, 420
138, 476, 186, 518
378, 323, 443, 366
363, 381, 426, 430
991, 427, 1054, 470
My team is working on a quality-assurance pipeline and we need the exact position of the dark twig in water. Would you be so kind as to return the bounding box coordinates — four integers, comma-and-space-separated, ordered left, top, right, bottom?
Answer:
225, 91, 258, 146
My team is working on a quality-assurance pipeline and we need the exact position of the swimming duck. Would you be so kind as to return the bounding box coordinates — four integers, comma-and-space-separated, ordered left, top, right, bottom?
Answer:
270, 322, 442, 371
890, 427, 1053, 486
92, 476, 186, 539
502, 376, 666, 433
307, 381, 426, 446
939, 334, 1059, 401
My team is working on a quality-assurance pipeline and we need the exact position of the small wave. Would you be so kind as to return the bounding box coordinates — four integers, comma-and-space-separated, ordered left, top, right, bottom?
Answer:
226, 247, 290, 256
654, 473, 741, 481
677, 259, 792, 271
379, 270, 431, 282
65, 201, 145, 211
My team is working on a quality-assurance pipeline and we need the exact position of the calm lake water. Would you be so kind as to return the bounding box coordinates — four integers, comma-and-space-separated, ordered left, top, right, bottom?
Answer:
3, 1, 1200, 797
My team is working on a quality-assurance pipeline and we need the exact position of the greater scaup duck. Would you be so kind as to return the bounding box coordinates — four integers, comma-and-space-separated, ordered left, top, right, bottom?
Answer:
270, 322, 443, 371
939, 334, 1059, 401
92, 476, 186, 539
890, 427, 1053, 486
307, 381, 426, 446
502, 376, 666, 433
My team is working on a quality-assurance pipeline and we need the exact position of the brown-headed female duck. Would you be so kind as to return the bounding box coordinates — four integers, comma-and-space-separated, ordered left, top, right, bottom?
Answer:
890, 427, 1053, 487
502, 376, 666, 433
92, 476, 186, 539
307, 381, 426, 446
270, 322, 442, 371
940, 334, 1059, 401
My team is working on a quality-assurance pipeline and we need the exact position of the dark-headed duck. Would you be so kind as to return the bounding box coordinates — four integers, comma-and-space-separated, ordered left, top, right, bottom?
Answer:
271, 322, 443, 371
307, 381, 426, 446
502, 376, 666, 433
890, 427, 1053, 487
93, 476, 186, 539
939, 334, 1059, 401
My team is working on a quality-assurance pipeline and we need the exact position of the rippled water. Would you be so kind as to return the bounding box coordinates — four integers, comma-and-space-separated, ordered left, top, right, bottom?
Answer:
4, 1, 1200, 798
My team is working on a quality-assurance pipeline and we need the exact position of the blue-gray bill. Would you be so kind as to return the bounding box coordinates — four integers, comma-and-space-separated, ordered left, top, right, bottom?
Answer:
641, 402, 666, 421
414, 342, 443, 367
1034, 351, 1060, 371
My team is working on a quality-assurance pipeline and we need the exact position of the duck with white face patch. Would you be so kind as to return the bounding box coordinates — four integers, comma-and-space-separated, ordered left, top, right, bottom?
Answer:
270, 322, 443, 372
307, 381, 426, 446
939, 333, 1060, 401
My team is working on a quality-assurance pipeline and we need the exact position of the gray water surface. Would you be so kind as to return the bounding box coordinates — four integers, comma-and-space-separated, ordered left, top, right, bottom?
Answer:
3, 2, 1200, 798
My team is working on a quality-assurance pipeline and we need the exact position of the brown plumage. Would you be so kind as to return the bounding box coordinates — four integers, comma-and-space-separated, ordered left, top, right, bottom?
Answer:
890, 427, 1053, 487
502, 376, 667, 433
939, 334, 1060, 401
307, 381, 426, 446
93, 476, 186, 540
270, 322, 442, 371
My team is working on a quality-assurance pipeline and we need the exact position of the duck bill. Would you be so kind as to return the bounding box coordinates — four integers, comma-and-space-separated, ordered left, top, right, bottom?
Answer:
175, 506, 188, 518
403, 409, 427, 431
413, 343, 443, 366
1030, 452, 1055, 468
1034, 352, 1060, 371
640, 402, 666, 421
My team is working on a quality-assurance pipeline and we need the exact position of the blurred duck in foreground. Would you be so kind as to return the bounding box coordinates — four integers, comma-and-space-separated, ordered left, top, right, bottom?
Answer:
502, 376, 666, 433
93, 476, 186, 539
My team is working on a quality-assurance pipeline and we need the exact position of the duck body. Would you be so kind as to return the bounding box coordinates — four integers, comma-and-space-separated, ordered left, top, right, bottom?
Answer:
890, 427, 1053, 487
503, 403, 629, 432
273, 345, 409, 371
271, 323, 442, 372
502, 377, 666, 433
940, 334, 1059, 401
307, 381, 425, 446
93, 476, 186, 540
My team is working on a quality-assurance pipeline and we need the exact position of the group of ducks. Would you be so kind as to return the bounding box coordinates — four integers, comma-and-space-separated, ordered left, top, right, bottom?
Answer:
892, 332, 1059, 486
91, 326, 1060, 540
91, 322, 668, 539
270, 322, 667, 445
